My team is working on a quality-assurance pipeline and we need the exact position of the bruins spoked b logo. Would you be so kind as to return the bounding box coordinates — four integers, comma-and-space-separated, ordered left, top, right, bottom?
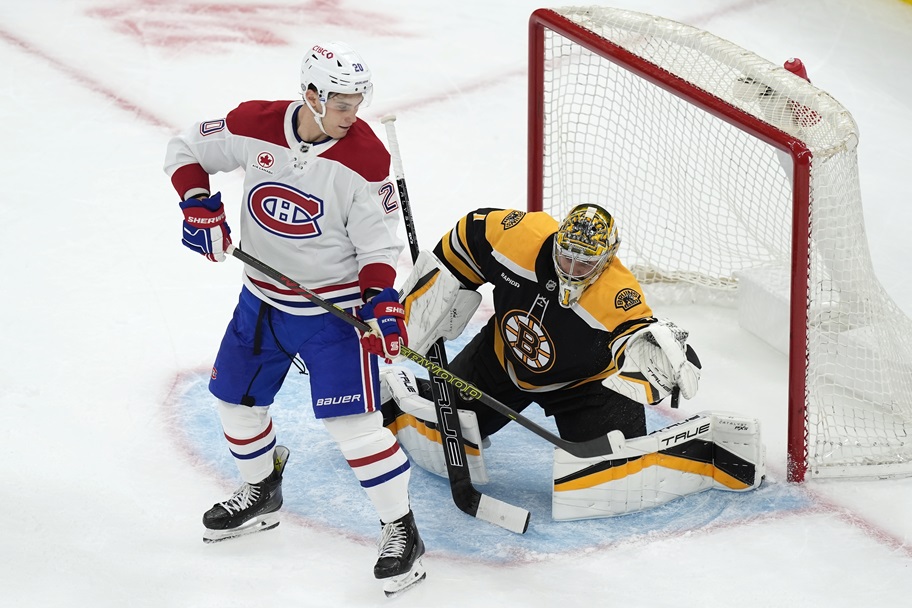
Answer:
501, 303, 554, 372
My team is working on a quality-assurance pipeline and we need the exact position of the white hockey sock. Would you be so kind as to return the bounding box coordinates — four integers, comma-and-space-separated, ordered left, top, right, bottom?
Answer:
322, 411, 411, 523
217, 400, 277, 484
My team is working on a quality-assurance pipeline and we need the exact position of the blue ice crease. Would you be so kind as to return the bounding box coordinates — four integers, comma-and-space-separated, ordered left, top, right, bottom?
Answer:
170, 325, 811, 563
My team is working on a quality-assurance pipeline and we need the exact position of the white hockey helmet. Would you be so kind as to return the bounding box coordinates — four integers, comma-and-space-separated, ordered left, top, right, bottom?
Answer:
300, 41, 373, 115
552, 203, 620, 307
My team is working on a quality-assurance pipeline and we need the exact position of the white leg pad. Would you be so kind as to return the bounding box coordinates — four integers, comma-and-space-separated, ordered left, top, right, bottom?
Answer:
552, 411, 765, 521
381, 366, 489, 484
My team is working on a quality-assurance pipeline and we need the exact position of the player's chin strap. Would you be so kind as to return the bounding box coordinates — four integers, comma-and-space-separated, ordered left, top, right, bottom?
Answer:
301, 95, 330, 137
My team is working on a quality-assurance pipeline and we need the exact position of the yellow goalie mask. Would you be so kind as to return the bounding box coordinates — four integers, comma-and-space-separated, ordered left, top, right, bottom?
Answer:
553, 204, 620, 307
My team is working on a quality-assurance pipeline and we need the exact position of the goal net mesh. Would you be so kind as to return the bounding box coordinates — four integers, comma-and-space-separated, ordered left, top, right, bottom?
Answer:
531, 6, 912, 480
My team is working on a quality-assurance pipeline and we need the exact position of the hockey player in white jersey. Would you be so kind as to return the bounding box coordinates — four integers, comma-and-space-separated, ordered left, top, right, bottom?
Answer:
164, 41, 424, 597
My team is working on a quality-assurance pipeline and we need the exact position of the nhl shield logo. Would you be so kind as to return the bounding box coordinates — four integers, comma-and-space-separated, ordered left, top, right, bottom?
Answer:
501, 210, 526, 229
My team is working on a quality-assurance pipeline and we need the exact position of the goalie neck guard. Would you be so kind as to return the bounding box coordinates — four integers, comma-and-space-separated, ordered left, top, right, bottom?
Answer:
552, 203, 620, 307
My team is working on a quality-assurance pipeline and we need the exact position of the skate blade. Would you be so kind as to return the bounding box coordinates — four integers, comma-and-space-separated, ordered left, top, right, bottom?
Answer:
202, 513, 280, 544
382, 558, 426, 598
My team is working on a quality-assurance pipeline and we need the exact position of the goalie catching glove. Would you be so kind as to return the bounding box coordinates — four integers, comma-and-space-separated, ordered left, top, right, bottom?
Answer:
602, 319, 702, 406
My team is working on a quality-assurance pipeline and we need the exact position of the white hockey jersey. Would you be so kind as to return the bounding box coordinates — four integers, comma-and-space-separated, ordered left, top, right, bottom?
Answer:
164, 100, 404, 315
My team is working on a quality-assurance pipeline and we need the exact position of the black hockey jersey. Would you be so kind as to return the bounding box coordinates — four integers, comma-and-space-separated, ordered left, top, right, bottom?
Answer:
433, 208, 654, 392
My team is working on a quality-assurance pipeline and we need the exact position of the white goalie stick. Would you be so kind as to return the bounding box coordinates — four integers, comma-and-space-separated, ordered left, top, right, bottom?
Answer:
381, 115, 530, 534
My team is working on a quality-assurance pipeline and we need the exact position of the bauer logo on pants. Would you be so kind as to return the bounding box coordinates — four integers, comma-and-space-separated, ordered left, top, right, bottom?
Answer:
247, 182, 324, 239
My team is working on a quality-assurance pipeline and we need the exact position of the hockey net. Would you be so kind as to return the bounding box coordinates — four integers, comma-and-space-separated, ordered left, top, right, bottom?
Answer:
528, 7, 912, 481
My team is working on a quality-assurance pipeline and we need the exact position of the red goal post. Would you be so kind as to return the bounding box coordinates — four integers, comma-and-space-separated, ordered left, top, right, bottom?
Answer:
528, 7, 912, 482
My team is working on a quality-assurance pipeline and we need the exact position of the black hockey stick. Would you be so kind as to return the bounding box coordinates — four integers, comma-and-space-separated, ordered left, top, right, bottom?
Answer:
381, 115, 530, 534
226, 246, 618, 462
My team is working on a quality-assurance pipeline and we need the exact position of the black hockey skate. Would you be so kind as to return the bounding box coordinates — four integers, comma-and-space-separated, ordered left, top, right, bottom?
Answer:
374, 510, 426, 597
202, 445, 289, 544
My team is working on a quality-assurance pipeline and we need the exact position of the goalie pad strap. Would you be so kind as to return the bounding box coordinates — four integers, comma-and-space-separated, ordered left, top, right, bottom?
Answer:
551, 411, 764, 520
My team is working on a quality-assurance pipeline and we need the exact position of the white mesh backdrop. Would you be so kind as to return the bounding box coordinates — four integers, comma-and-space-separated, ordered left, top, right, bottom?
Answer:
533, 6, 912, 479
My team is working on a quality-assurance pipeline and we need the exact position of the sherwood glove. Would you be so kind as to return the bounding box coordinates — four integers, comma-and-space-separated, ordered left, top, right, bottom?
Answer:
179, 192, 232, 262
358, 288, 408, 362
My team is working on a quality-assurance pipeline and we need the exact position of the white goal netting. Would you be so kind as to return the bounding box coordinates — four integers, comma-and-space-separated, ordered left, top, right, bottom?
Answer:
530, 7, 912, 480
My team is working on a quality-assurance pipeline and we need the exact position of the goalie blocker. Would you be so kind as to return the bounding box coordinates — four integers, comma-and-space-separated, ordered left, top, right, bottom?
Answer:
397, 250, 481, 357
552, 411, 765, 520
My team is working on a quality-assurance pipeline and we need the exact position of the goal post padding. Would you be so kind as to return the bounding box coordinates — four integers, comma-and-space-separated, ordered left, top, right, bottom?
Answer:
528, 7, 912, 481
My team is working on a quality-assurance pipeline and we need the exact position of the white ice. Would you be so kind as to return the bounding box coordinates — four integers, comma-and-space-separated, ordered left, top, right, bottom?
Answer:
2, 1, 911, 607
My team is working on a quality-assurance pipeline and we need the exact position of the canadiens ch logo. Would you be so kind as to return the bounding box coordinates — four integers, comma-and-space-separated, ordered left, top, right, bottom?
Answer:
615, 288, 642, 311
501, 305, 554, 372
256, 152, 275, 170
248, 182, 324, 239
501, 210, 526, 229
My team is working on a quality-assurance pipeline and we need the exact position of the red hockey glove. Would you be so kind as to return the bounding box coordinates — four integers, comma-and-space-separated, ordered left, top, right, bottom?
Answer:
358, 288, 408, 362
179, 192, 232, 262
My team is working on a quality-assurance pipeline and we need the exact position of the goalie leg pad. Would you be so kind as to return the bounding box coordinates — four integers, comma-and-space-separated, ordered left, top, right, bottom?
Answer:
551, 411, 764, 521
380, 366, 489, 484
398, 250, 481, 356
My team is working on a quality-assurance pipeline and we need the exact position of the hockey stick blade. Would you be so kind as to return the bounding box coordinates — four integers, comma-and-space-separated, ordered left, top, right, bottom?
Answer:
425, 338, 530, 533
227, 245, 617, 459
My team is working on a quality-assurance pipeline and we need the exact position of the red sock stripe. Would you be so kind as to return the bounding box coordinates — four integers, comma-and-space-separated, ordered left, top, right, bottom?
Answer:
346, 442, 400, 468
224, 419, 274, 446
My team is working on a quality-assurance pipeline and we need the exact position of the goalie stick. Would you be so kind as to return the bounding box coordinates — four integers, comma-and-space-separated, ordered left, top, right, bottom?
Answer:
381, 115, 530, 534
225, 248, 618, 457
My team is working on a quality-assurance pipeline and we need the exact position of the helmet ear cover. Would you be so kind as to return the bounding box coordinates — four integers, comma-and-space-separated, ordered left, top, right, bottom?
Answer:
552, 204, 620, 307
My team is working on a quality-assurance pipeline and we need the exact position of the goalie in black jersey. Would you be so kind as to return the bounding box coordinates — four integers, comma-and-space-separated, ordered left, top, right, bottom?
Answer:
381, 204, 765, 520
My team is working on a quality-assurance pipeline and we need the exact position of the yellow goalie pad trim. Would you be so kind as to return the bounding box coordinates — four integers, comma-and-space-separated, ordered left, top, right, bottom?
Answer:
553, 452, 752, 492
402, 269, 438, 324
386, 412, 482, 457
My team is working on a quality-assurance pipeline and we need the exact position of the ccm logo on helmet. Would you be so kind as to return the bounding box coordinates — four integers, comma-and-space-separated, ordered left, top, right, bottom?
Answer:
312, 45, 334, 59
247, 182, 324, 239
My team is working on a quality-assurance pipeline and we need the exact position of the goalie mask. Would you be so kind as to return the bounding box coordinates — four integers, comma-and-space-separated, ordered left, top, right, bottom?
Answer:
300, 42, 373, 129
553, 204, 620, 307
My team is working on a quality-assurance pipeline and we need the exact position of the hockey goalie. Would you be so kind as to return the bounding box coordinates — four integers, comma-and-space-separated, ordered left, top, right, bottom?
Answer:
380, 204, 765, 520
